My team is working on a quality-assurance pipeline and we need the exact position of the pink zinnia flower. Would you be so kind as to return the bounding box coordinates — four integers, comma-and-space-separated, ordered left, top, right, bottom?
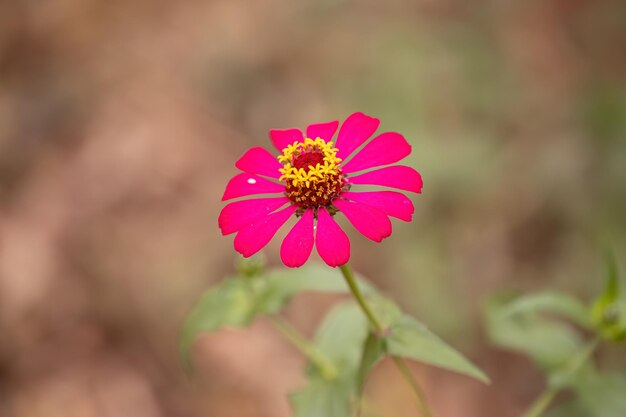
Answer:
218, 112, 423, 268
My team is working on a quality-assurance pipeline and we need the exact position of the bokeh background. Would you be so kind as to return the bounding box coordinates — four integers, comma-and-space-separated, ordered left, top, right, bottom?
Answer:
1, 1, 625, 416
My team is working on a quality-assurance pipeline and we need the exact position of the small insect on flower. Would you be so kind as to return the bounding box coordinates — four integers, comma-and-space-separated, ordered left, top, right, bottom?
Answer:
218, 112, 423, 267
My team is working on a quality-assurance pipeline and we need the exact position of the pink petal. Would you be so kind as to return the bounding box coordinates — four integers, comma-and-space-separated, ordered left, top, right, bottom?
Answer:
235, 147, 282, 178
315, 207, 350, 267
348, 165, 423, 193
222, 173, 285, 201
280, 209, 314, 268
270, 129, 303, 153
306, 120, 339, 141
333, 199, 392, 242
342, 132, 411, 174
234, 205, 296, 257
335, 112, 380, 160
218, 197, 289, 235
342, 191, 414, 222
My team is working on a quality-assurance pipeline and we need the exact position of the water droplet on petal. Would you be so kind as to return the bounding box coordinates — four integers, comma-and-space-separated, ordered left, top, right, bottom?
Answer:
247, 178, 257, 185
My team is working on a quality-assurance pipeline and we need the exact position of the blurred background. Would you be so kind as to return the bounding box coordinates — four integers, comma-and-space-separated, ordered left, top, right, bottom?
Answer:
1, 0, 625, 416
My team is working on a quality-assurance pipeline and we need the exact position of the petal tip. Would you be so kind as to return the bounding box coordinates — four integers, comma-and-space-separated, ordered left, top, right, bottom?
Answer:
234, 147, 281, 178
323, 255, 350, 268
269, 128, 304, 152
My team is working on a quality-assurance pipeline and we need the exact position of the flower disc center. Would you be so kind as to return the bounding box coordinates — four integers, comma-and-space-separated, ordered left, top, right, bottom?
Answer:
277, 138, 345, 209
293, 151, 325, 171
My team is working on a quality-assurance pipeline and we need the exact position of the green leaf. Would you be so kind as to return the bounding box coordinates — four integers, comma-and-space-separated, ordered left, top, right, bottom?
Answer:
179, 277, 257, 371
179, 263, 372, 372
576, 372, 626, 417
356, 334, 385, 393
290, 303, 370, 417
591, 249, 626, 341
311, 303, 370, 371
545, 365, 626, 416
290, 378, 355, 417
485, 293, 584, 371
363, 293, 489, 384
601, 249, 619, 299
368, 294, 403, 326
591, 250, 619, 319
502, 291, 591, 329
597, 300, 626, 342
257, 264, 373, 314
543, 400, 589, 417
386, 314, 490, 383
546, 339, 599, 389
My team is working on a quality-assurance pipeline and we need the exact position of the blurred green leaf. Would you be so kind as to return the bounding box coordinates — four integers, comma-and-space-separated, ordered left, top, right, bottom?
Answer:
591, 250, 626, 341
266, 264, 373, 312
290, 303, 370, 417
486, 293, 584, 371
256, 264, 367, 315
368, 295, 403, 326
290, 377, 356, 417
583, 82, 626, 144
179, 277, 257, 371
310, 303, 370, 371
544, 400, 589, 417
386, 314, 489, 383
592, 249, 619, 308
502, 291, 591, 329
547, 364, 626, 417
180, 263, 372, 372
356, 334, 385, 394
576, 372, 626, 417
547, 339, 599, 389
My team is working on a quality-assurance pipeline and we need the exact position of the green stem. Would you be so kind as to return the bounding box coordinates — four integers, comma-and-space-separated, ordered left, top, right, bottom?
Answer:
339, 264, 385, 332
522, 389, 558, 417
268, 315, 338, 380
392, 356, 435, 417
339, 264, 435, 417
521, 337, 601, 417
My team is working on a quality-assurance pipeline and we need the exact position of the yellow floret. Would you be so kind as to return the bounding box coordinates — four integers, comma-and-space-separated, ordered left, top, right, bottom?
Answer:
277, 137, 342, 187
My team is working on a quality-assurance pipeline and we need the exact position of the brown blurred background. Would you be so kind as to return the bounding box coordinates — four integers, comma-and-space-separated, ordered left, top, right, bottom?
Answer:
1, 1, 625, 416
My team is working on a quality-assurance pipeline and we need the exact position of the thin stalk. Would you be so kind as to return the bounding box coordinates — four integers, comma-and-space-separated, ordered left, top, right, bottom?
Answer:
392, 357, 435, 417
522, 389, 558, 417
339, 264, 385, 332
339, 264, 435, 417
268, 315, 338, 380
521, 337, 601, 417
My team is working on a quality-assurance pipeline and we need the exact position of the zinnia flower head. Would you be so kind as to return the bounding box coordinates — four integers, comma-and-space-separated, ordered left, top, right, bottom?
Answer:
218, 112, 423, 268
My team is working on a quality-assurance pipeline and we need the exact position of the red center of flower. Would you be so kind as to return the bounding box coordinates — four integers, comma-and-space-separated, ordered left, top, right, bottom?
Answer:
293, 151, 325, 171
285, 151, 345, 210
278, 138, 346, 212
